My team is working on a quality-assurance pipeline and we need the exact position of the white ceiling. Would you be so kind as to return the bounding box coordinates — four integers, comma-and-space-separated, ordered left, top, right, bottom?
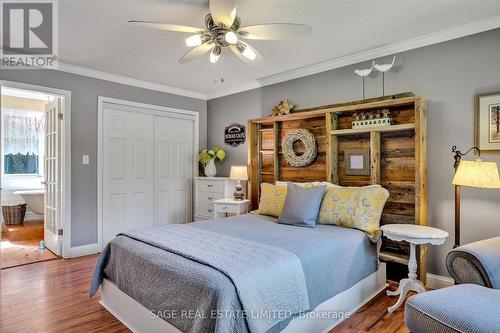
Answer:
58, 0, 500, 98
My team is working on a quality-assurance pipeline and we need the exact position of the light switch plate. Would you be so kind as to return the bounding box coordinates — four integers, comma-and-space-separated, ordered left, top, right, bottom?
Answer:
82, 155, 89, 165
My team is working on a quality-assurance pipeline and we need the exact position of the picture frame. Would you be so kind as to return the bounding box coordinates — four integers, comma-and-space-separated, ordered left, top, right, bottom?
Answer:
344, 149, 370, 176
475, 92, 500, 153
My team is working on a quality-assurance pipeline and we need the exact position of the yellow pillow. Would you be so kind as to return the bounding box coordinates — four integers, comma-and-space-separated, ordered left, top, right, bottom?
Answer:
256, 183, 288, 217
317, 185, 389, 241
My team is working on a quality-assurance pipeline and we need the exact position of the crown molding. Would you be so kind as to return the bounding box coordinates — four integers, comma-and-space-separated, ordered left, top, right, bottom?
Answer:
206, 14, 500, 100
56, 62, 207, 100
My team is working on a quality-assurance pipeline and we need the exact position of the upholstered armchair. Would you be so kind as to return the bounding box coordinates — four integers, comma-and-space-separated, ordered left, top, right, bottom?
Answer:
446, 236, 500, 289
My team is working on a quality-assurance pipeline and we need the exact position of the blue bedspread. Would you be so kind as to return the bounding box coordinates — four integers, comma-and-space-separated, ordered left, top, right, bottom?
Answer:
90, 214, 378, 333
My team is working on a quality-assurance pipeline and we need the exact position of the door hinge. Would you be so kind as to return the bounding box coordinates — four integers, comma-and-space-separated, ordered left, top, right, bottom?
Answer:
58, 229, 63, 236
58, 112, 64, 120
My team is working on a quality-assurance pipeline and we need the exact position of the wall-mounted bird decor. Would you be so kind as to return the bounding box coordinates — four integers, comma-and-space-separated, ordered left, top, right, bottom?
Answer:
374, 56, 396, 96
354, 61, 375, 100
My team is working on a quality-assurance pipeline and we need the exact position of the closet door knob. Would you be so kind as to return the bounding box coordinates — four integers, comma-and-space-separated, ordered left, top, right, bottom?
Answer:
207, 184, 213, 187
208, 209, 213, 213
208, 196, 214, 200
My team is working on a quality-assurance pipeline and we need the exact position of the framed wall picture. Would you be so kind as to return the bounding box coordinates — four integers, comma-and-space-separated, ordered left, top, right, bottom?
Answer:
475, 92, 500, 152
344, 149, 370, 176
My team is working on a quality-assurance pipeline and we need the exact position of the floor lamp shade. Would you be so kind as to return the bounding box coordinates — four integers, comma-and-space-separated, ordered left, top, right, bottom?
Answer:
452, 160, 500, 188
452, 159, 500, 248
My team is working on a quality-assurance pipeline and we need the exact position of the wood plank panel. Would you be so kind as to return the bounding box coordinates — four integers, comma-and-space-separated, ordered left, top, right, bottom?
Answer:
370, 132, 381, 184
414, 97, 428, 284
247, 121, 260, 211
273, 122, 280, 181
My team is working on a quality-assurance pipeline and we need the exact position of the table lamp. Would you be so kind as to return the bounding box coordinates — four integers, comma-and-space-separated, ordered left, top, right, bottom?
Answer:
230, 165, 248, 200
452, 146, 500, 247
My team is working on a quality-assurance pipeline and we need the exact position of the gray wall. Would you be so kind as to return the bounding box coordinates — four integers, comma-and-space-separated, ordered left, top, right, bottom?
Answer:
0, 68, 207, 247
208, 28, 500, 277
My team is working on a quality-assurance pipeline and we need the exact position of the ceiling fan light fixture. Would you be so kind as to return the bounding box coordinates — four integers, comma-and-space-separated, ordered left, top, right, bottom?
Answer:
185, 34, 203, 47
242, 45, 256, 60
224, 30, 238, 44
210, 46, 221, 64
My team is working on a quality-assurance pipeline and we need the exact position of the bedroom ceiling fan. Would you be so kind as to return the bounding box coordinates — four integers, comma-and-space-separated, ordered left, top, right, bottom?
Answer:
129, 0, 311, 65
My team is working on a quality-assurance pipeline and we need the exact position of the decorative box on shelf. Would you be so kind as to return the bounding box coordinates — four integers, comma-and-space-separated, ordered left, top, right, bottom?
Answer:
352, 108, 392, 130
194, 177, 247, 221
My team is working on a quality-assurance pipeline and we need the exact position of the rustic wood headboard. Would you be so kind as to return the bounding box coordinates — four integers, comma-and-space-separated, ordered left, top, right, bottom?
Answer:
247, 95, 427, 282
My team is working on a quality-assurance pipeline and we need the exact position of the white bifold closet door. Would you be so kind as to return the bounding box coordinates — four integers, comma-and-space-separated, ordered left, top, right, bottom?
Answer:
154, 116, 193, 226
102, 105, 194, 247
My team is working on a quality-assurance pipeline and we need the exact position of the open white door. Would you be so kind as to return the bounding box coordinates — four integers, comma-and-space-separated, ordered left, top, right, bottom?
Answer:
44, 98, 62, 256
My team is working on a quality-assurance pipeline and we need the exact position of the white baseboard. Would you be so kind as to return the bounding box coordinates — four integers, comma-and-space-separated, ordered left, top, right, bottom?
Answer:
426, 273, 454, 289
71, 243, 98, 258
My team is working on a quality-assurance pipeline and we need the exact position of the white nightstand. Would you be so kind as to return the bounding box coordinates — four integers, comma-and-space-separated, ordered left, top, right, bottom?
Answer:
381, 224, 449, 314
213, 199, 250, 219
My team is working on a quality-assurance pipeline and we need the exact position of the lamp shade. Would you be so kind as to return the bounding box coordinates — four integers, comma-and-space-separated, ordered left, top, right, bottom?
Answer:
452, 160, 500, 188
230, 165, 248, 181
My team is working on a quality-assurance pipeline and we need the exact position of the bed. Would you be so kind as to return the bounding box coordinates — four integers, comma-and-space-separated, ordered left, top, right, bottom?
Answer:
91, 213, 386, 333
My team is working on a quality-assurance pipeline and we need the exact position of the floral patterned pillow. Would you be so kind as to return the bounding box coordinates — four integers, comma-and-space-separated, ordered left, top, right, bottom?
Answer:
317, 185, 389, 241
256, 183, 288, 217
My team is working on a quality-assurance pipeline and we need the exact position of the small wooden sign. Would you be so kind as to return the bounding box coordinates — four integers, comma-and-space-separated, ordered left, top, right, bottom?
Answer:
224, 123, 246, 147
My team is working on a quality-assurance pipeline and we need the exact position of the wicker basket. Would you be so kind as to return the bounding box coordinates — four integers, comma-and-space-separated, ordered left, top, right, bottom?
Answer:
2, 203, 27, 225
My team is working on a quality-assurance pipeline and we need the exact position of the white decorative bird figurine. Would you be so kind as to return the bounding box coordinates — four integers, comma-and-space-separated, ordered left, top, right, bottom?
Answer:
374, 56, 396, 73
374, 56, 396, 96
354, 61, 375, 77
354, 61, 374, 99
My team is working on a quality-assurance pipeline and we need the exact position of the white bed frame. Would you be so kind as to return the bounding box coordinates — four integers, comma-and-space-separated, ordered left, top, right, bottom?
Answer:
100, 263, 387, 333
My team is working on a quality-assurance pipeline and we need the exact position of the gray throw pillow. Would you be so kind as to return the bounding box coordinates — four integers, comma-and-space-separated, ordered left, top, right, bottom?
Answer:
277, 182, 326, 228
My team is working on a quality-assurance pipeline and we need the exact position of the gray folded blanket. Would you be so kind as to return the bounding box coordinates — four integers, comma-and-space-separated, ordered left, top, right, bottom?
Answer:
90, 224, 309, 333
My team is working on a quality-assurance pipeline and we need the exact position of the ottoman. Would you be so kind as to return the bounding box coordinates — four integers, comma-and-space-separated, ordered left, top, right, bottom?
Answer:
405, 284, 500, 333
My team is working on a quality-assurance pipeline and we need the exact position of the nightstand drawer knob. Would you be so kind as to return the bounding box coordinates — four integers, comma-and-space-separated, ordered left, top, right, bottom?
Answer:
208, 196, 214, 200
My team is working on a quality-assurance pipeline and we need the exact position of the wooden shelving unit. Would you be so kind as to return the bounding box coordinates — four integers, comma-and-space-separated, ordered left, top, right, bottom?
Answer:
248, 95, 427, 283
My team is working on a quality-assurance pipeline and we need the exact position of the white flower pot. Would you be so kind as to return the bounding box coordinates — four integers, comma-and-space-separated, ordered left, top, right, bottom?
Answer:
204, 159, 217, 177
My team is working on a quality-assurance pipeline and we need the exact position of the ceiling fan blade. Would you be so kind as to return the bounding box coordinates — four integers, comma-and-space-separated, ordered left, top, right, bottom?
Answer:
209, 0, 237, 27
238, 23, 311, 40
129, 20, 204, 33
229, 41, 264, 66
179, 43, 214, 64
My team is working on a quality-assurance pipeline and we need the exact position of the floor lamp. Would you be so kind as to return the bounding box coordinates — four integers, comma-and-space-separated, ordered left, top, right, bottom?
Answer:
451, 146, 500, 248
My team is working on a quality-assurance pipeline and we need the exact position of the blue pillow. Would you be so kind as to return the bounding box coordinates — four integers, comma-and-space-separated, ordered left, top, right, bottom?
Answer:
277, 182, 326, 228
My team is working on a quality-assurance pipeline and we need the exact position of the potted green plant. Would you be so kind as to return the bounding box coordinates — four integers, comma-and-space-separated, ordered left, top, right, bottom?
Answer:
198, 148, 225, 177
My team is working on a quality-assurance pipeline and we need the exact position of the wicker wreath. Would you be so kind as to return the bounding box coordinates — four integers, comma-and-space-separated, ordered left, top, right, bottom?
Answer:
282, 129, 317, 167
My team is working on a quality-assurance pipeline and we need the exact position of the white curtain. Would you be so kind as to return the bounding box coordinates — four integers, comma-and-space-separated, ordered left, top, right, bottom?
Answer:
3, 109, 45, 156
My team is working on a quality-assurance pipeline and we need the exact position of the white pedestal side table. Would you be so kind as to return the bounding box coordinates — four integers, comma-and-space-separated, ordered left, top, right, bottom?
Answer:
380, 224, 449, 314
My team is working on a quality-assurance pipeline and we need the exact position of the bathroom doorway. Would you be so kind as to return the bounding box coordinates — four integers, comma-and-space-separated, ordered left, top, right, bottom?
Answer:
0, 82, 70, 268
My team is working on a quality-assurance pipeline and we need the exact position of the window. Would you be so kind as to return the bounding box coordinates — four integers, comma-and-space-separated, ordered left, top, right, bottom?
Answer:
3, 110, 45, 175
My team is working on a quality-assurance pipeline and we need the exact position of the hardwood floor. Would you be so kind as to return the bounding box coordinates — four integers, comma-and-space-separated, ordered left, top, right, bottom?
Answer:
0, 255, 411, 333
0, 239, 58, 269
